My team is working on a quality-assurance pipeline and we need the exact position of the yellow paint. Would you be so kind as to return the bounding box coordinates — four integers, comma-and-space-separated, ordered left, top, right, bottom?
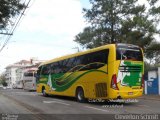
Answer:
36, 44, 144, 100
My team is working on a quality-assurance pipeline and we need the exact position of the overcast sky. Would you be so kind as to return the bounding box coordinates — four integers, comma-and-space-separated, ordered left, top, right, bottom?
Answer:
0, 0, 90, 73
0, 0, 159, 73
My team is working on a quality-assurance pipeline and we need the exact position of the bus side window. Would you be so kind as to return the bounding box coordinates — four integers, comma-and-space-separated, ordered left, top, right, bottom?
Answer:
50, 63, 56, 74
36, 68, 41, 82
41, 65, 49, 75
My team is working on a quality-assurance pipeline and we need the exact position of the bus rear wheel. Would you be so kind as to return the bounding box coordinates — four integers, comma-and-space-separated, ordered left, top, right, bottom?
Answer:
76, 87, 86, 103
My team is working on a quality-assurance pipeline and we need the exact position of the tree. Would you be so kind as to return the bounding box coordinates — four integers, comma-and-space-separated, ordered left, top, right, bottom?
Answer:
74, 0, 160, 62
0, 74, 7, 86
0, 0, 26, 30
145, 41, 160, 64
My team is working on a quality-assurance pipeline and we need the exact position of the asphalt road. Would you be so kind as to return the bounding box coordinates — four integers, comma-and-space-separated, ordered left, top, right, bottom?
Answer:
0, 89, 160, 120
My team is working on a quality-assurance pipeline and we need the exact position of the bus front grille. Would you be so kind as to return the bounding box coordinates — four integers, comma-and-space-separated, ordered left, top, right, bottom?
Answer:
95, 83, 107, 97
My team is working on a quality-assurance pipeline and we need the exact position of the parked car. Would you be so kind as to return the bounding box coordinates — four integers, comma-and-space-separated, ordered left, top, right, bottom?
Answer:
3, 86, 7, 89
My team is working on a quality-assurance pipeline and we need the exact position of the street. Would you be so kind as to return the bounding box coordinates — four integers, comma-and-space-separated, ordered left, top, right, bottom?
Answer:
0, 89, 160, 120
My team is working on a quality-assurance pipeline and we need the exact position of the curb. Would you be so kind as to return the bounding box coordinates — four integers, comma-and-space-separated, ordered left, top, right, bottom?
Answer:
138, 95, 160, 101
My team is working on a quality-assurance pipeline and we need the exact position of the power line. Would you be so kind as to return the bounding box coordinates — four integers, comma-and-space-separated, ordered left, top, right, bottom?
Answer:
0, 0, 32, 53
0, 33, 13, 35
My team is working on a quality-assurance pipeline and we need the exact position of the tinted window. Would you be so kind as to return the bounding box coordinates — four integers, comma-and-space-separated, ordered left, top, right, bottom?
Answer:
41, 65, 50, 75
79, 49, 108, 70
116, 45, 143, 61
41, 49, 109, 74
37, 67, 41, 76
24, 72, 34, 77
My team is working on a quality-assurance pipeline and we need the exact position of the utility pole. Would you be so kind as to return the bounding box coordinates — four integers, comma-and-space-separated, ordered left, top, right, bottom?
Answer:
72, 47, 80, 52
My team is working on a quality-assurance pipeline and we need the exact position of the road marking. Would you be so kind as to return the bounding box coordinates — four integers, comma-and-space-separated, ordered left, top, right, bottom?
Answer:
6, 92, 37, 96
43, 100, 70, 106
85, 106, 109, 112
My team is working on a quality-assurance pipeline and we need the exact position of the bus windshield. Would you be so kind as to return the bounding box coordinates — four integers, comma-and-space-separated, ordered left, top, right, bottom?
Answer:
24, 72, 34, 77
116, 44, 143, 61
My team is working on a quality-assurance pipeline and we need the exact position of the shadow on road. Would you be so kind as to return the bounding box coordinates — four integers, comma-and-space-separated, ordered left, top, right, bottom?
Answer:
40, 94, 138, 107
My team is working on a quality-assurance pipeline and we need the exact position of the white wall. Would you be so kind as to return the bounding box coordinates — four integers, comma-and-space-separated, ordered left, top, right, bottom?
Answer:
148, 70, 157, 81
11, 68, 17, 85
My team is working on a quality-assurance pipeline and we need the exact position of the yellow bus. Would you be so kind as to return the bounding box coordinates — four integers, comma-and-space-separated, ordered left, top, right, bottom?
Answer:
36, 43, 144, 102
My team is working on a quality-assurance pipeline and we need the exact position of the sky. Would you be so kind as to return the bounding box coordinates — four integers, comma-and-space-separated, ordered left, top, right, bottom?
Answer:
0, 0, 90, 73
0, 0, 159, 73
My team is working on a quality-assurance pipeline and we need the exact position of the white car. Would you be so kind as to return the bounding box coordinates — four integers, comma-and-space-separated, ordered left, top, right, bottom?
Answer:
3, 86, 7, 89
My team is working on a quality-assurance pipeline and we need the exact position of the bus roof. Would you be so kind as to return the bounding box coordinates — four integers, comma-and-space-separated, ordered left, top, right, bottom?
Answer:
39, 43, 140, 66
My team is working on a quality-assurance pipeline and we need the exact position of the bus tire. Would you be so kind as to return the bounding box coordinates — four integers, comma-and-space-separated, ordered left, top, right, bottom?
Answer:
76, 87, 86, 103
42, 87, 48, 97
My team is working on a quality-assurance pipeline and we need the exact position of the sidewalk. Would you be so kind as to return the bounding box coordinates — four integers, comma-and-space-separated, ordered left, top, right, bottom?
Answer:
138, 94, 160, 101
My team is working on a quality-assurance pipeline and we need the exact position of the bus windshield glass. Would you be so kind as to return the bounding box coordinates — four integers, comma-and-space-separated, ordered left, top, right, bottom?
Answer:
116, 44, 143, 61
24, 72, 34, 77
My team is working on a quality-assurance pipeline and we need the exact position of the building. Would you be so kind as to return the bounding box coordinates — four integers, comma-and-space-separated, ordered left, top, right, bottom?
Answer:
4, 58, 44, 88
16, 64, 39, 89
5, 60, 31, 88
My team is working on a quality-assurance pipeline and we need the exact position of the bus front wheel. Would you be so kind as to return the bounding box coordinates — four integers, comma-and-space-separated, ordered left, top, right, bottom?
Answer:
76, 87, 86, 103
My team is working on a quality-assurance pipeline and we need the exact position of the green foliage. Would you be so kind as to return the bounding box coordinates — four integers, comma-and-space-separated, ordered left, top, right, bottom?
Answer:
145, 42, 160, 64
0, 75, 7, 86
144, 61, 152, 74
74, 0, 160, 64
0, 0, 26, 30
2, 80, 7, 86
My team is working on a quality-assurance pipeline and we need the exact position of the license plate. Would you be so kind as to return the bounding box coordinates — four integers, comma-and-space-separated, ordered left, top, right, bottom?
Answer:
128, 92, 133, 95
